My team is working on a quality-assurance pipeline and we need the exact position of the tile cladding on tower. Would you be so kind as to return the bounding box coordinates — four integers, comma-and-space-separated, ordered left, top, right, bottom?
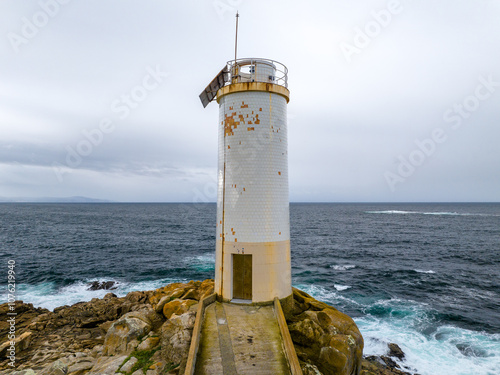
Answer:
200, 58, 291, 303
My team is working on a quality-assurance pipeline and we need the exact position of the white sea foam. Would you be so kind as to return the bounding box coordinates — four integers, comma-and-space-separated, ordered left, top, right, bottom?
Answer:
414, 269, 436, 274
334, 284, 352, 291
331, 264, 356, 271
183, 252, 215, 271
184, 253, 215, 264
366, 210, 415, 215
357, 316, 500, 375
294, 283, 361, 306
366, 210, 498, 217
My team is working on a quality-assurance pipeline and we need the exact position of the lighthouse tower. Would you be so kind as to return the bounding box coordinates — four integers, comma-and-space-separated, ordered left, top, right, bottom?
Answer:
200, 57, 291, 304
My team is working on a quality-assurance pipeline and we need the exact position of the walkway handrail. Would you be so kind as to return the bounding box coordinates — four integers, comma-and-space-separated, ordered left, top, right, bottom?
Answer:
184, 293, 217, 375
274, 297, 303, 375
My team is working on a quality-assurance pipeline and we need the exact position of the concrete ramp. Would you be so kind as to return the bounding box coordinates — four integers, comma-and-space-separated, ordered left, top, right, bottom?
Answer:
194, 302, 290, 375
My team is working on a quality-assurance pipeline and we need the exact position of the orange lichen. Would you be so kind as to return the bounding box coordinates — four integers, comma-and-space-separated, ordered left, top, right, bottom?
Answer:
224, 113, 239, 136
247, 127, 254, 131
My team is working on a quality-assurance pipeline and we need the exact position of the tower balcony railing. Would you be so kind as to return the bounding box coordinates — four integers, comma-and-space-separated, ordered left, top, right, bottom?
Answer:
226, 58, 288, 89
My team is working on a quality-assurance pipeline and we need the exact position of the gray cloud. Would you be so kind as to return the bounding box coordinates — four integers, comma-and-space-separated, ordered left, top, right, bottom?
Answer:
0, 0, 499, 202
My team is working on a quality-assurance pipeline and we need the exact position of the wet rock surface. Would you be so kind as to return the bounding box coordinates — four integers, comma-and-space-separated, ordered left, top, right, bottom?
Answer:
87, 281, 117, 291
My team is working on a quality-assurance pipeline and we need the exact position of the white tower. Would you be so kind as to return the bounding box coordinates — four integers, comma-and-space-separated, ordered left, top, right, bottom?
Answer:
200, 58, 291, 303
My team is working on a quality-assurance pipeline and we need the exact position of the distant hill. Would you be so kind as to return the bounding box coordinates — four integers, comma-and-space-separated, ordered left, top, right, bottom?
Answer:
0, 196, 113, 203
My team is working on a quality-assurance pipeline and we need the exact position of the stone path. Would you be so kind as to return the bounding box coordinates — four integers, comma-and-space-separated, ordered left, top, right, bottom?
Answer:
194, 302, 290, 375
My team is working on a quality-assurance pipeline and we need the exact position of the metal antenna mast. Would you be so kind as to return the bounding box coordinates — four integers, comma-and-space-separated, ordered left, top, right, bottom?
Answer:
234, 11, 239, 65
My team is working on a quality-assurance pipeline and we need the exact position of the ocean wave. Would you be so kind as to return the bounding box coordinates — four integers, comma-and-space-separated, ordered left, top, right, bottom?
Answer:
294, 283, 360, 306
183, 252, 215, 272
356, 306, 500, 375
330, 264, 356, 271
366, 210, 498, 217
334, 284, 352, 291
414, 269, 436, 274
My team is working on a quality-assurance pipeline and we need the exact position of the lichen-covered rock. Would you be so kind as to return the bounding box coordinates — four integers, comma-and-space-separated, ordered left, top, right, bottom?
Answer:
287, 287, 364, 375
103, 313, 152, 355
137, 335, 161, 351
67, 356, 95, 374
162, 299, 198, 320
87, 355, 128, 375
39, 359, 68, 375
149, 280, 214, 311
160, 311, 196, 373
120, 356, 138, 373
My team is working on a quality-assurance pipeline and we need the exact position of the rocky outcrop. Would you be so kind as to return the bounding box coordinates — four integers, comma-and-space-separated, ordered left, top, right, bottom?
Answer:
0, 280, 413, 375
0, 280, 212, 375
361, 343, 417, 375
87, 281, 117, 291
286, 287, 364, 375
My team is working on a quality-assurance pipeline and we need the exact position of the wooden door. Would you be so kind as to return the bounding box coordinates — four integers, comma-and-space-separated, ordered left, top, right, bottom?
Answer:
232, 254, 252, 300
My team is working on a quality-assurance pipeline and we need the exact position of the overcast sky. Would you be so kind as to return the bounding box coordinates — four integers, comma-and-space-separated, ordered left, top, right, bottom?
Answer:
1, 0, 499, 202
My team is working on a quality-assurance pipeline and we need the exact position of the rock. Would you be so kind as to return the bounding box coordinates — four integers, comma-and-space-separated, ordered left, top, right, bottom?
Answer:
87, 355, 127, 375
10, 370, 37, 375
87, 281, 116, 291
155, 295, 173, 314
288, 288, 364, 375
148, 280, 214, 310
97, 321, 114, 333
288, 318, 325, 347
0, 331, 33, 357
40, 359, 68, 375
67, 357, 95, 374
137, 335, 161, 351
103, 293, 117, 300
125, 309, 165, 331
120, 356, 138, 373
90, 344, 103, 358
125, 291, 150, 304
361, 356, 413, 375
160, 311, 196, 373
319, 345, 349, 374
162, 299, 197, 320
387, 343, 405, 360
103, 313, 152, 355
198, 279, 215, 300
302, 362, 324, 375
181, 288, 199, 301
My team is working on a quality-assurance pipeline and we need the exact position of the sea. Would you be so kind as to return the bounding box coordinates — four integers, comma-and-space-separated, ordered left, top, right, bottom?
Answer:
1, 202, 499, 375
